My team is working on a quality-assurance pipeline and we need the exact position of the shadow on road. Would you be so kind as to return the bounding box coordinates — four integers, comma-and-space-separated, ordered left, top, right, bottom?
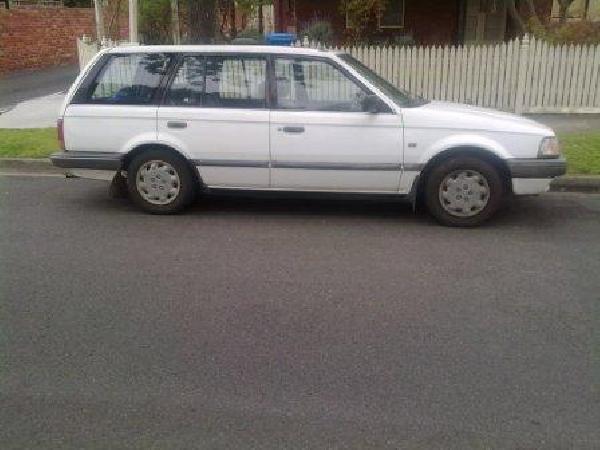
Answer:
70, 179, 599, 231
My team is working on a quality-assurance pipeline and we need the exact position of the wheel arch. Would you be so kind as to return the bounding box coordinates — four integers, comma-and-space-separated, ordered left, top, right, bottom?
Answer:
412, 146, 512, 207
122, 143, 203, 186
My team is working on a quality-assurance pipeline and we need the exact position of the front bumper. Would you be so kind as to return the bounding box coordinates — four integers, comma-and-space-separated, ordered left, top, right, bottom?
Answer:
507, 158, 567, 195
507, 158, 567, 179
50, 151, 123, 171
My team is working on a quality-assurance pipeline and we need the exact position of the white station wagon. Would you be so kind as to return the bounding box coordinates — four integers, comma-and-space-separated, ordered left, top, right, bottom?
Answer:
51, 45, 566, 226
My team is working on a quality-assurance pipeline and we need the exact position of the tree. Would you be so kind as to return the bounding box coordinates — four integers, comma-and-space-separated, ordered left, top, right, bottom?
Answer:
340, 0, 388, 42
171, 0, 181, 44
139, 0, 172, 44
237, 0, 272, 34
187, 0, 217, 43
505, 0, 576, 34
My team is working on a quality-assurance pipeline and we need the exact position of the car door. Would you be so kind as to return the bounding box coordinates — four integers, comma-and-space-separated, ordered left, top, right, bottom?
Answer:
157, 54, 270, 188
64, 52, 170, 154
269, 56, 403, 192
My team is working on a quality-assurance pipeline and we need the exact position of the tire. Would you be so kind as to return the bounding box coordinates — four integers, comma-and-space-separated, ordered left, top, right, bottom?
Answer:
127, 148, 196, 214
424, 156, 504, 227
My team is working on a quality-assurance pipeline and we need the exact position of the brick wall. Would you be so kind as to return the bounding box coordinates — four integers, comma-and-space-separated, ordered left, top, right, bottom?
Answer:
0, 7, 95, 74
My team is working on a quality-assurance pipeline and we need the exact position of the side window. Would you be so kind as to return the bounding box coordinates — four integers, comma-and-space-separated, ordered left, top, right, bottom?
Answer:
204, 56, 267, 109
87, 53, 171, 105
275, 58, 367, 112
166, 56, 205, 106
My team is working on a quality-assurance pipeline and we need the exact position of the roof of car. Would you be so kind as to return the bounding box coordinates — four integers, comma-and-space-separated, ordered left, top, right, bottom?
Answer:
107, 45, 339, 56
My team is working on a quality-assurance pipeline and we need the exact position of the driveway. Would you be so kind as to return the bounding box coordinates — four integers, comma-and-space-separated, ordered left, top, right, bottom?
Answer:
0, 65, 79, 110
0, 65, 79, 129
1, 175, 599, 448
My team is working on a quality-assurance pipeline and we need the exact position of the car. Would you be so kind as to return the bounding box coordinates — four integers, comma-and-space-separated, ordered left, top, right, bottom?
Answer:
51, 45, 566, 227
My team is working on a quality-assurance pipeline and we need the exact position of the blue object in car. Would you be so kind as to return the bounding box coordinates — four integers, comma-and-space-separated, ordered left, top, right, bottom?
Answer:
265, 33, 296, 46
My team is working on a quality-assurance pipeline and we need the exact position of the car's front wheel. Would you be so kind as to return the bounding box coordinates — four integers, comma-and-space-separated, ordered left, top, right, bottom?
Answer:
424, 156, 504, 227
127, 149, 196, 214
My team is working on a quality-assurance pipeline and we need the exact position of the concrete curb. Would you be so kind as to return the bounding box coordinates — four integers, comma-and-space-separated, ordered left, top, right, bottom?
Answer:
1, 158, 599, 192
0, 158, 63, 173
550, 176, 600, 192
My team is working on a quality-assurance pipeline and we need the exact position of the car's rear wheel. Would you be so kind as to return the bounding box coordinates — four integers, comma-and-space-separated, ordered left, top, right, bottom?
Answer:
127, 149, 196, 214
424, 156, 504, 227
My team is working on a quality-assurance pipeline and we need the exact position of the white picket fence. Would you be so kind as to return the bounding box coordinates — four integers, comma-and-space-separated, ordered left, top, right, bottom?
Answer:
77, 35, 600, 114
77, 37, 134, 70
303, 36, 600, 114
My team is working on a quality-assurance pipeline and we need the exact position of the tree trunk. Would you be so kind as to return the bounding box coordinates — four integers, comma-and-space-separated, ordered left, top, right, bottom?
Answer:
258, 3, 264, 34
94, 0, 105, 41
187, 0, 216, 44
171, 0, 181, 44
506, 0, 526, 34
584, 0, 590, 20
230, 0, 237, 39
523, 0, 537, 17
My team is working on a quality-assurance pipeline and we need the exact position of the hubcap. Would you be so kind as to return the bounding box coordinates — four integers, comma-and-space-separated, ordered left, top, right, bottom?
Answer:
439, 169, 490, 217
136, 160, 180, 205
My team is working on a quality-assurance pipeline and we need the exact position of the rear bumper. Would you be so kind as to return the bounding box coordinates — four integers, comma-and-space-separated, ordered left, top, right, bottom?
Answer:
50, 151, 122, 171
507, 158, 567, 179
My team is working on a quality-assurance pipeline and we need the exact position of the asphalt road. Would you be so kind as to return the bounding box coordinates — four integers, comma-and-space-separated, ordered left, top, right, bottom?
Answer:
1, 175, 599, 449
0, 65, 79, 110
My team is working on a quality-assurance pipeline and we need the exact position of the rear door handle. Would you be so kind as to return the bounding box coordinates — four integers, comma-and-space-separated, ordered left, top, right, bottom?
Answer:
279, 126, 305, 134
167, 121, 187, 129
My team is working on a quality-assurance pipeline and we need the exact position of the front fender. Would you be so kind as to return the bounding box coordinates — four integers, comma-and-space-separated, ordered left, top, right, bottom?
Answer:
419, 134, 511, 165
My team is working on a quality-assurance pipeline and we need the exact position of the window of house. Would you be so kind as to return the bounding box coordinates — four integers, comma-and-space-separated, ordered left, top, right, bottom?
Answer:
379, 0, 405, 28
274, 58, 368, 112
88, 53, 171, 105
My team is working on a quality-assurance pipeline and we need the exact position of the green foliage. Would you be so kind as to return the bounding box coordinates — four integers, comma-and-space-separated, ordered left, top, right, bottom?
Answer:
237, 0, 272, 16
302, 20, 334, 44
139, 0, 173, 44
530, 20, 600, 44
0, 128, 599, 177
64, 0, 92, 6
340, 0, 387, 42
236, 28, 265, 42
0, 129, 57, 159
559, 132, 600, 175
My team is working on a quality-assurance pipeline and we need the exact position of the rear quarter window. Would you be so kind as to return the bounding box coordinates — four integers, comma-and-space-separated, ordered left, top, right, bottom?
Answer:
80, 53, 172, 105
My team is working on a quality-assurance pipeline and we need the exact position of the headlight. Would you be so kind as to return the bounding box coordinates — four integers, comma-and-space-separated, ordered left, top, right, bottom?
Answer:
539, 137, 561, 159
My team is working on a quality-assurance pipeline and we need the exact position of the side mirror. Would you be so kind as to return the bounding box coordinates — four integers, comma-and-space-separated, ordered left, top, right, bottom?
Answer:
361, 94, 382, 114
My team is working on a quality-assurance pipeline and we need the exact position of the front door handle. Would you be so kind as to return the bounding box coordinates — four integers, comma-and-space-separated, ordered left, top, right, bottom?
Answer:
279, 126, 305, 134
167, 121, 188, 129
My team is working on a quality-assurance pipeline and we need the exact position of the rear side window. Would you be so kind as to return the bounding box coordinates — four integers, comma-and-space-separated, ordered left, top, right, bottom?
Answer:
166, 55, 267, 109
86, 53, 171, 105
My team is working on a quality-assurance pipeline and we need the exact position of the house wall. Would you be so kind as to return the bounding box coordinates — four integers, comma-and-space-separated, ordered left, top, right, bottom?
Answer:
404, 0, 460, 44
551, 0, 600, 21
0, 7, 95, 74
286, 0, 461, 44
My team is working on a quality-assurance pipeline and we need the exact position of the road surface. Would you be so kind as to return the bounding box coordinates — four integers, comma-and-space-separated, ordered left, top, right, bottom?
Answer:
1, 175, 599, 449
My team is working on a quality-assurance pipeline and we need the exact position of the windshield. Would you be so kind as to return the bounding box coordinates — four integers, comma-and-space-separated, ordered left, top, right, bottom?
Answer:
338, 54, 429, 108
